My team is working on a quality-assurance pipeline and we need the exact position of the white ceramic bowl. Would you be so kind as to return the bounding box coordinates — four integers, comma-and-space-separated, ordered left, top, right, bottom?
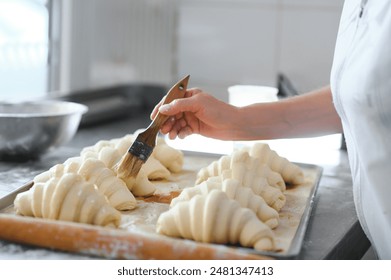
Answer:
0, 100, 88, 161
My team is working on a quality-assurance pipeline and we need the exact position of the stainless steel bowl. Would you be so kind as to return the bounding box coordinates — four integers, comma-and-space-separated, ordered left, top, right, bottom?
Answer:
0, 100, 88, 161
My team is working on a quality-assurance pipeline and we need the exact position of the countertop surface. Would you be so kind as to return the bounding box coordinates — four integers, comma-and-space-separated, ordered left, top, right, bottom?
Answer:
0, 114, 370, 260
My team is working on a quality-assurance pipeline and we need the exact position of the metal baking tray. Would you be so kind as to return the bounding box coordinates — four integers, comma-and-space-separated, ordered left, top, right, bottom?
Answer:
0, 152, 322, 259
233, 162, 322, 259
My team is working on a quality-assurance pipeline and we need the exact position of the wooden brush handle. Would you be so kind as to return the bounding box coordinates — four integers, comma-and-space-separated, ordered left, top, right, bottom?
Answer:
147, 76, 189, 136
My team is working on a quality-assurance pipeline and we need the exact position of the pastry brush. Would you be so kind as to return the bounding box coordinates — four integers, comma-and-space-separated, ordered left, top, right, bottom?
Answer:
116, 75, 190, 180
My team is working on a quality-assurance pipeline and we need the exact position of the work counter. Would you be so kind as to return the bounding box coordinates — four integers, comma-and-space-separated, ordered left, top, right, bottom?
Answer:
0, 114, 370, 260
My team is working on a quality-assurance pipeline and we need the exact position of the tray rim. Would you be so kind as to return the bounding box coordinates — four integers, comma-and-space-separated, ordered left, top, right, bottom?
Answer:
0, 151, 323, 260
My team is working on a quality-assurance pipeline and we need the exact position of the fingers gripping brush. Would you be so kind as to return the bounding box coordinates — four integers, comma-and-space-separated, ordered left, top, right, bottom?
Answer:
116, 75, 190, 181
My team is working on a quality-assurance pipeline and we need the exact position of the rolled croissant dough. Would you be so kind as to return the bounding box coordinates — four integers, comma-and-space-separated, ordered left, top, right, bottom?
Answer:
121, 154, 318, 254
9, 138, 316, 254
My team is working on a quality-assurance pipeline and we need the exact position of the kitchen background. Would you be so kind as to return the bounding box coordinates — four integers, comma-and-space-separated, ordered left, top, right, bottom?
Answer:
0, 0, 377, 260
0, 0, 344, 161
1, 0, 343, 100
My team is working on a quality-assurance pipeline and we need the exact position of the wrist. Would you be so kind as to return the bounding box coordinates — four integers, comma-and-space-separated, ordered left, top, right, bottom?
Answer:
233, 102, 289, 140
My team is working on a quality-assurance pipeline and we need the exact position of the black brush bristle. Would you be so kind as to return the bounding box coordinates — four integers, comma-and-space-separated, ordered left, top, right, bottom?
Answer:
116, 133, 155, 179
128, 138, 153, 162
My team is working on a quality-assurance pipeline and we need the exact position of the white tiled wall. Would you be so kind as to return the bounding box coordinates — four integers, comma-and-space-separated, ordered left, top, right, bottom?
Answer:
57, 0, 344, 101
177, 0, 344, 101
56, 0, 178, 92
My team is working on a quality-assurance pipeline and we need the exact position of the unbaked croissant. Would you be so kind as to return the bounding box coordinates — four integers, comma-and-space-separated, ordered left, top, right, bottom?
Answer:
196, 151, 286, 211
80, 135, 132, 170
111, 136, 177, 179
92, 146, 122, 170
223, 170, 285, 212
171, 177, 279, 229
34, 158, 137, 211
80, 134, 134, 157
156, 190, 275, 251
153, 138, 184, 173
223, 152, 286, 211
123, 169, 156, 197
196, 155, 231, 184
112, 134, 135, 155
81, 133, 184, 196
15, 173, 121, 227
81, 134, 182, 176
141, 156, 171, 181
196, 151, 285, 191
74, 158, 137, 210
117, 155, 172, 197
246, 142, 304, 185
232, 150, 286, 191
80, 135, 173, 197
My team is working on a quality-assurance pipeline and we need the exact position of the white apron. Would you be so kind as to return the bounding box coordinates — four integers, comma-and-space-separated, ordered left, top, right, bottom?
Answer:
331, 0, 391, 259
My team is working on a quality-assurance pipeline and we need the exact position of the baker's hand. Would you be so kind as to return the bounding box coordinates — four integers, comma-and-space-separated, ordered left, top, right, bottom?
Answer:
150, 88, 239, 140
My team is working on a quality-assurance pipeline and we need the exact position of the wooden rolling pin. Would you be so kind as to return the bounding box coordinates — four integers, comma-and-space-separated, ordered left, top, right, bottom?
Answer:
0, 214, 272, 260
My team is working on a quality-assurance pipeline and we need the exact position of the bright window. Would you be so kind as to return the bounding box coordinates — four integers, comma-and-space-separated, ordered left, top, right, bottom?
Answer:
0, 0, 49, 102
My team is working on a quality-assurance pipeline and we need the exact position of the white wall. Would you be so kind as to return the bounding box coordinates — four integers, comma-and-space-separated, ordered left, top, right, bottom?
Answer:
55, 0, 344, 101
176, 0, 344, 101
54, 0, 178, 92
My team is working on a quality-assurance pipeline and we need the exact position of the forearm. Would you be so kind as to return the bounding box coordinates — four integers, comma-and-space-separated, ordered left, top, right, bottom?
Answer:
235, 86, 343, 140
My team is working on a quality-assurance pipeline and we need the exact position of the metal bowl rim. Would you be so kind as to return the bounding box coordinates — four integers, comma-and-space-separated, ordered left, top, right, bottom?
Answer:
0, 100, 88, 118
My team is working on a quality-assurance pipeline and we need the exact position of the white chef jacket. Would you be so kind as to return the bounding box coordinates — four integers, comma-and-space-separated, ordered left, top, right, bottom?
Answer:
330, 0, 391, 259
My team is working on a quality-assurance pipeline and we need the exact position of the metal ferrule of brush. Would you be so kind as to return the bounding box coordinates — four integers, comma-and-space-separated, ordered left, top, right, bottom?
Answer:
128, 140, 153, 162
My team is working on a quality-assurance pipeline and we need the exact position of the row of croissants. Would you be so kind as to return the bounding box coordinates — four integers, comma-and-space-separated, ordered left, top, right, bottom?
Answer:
13, 133, 304, 251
